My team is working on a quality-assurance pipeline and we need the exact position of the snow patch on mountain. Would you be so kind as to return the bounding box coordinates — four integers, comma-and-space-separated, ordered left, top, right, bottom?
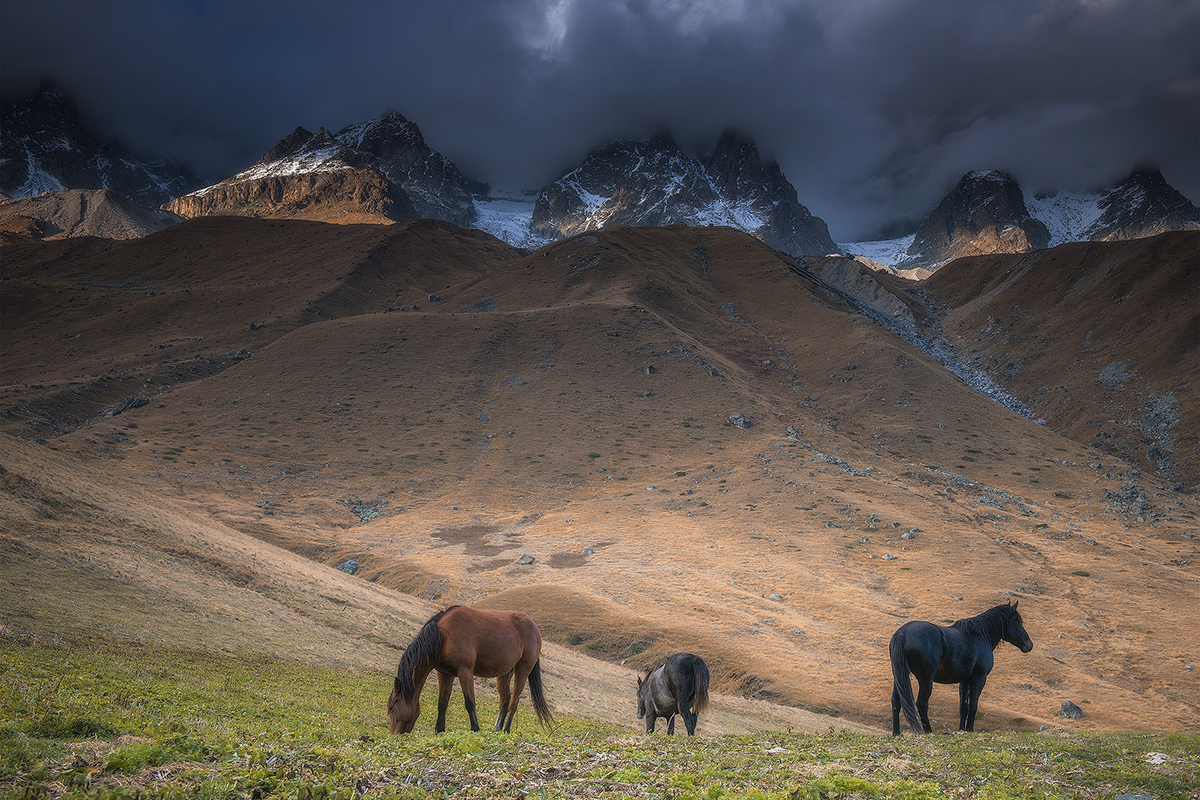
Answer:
473, 191, 554, 249
839, 234, 915, 267
1025, 190, 1105, 246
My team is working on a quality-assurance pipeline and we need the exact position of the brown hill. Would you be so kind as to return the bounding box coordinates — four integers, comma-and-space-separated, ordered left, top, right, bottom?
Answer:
2, 218, 1197, 734
0, 188, 180, 240
914, 231, 1199, 488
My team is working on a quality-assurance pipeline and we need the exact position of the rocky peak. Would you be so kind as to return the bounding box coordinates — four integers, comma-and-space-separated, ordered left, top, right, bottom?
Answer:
1, 83, 202, 207
902, 170, 1049, 268
530, 129, 836, 256
1087, 167, 1200, 241
334, 112, 485, 225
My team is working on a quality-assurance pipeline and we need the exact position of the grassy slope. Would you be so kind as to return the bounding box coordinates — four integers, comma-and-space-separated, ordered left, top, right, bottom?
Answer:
3, 640, 1198, 799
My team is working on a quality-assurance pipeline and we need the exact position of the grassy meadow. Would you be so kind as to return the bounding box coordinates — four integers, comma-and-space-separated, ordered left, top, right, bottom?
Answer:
2, 638, 1197, 799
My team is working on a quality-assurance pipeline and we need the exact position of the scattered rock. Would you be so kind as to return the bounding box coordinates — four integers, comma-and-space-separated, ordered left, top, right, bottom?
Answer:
337, 559, 359, 575
729, 414, 753, 429
1059, 700, 1085, 719
106, 395, 148, 417
882, 554, 898, 561
901, 531, 916, 540
518, 552, 535, 565
645, 365, 656, 374
428, 294, 442, 302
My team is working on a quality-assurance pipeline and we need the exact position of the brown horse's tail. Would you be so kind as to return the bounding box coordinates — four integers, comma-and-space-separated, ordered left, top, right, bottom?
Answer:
692, 658, 710, 715
890, 633, 922, 733
528, 660, 554, 727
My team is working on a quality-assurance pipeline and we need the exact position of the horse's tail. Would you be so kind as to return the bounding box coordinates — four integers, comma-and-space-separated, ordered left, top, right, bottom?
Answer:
889, 632, 922, 733
528, 659, 554, 727
692, 659, 710, 715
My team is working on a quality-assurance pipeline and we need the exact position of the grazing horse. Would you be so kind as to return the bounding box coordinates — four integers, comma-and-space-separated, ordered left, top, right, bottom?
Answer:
386, 605, 553, 734
637, 652, 710, 736
890, 601, 1033, 735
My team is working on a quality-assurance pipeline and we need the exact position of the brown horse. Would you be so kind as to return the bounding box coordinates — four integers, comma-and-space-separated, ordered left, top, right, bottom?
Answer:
386, 605, 553, 734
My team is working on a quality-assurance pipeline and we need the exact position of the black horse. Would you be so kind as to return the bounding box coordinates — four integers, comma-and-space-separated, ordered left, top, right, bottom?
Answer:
890, 601, 1033, 735
637, 652, 710, 735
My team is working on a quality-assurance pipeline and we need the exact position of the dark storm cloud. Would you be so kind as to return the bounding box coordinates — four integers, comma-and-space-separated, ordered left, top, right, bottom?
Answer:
2, 0, 1196, 240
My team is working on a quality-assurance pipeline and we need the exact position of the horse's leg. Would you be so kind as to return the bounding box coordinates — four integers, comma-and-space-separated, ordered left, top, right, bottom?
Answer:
457, 668, 480, 732
645, 714, 656, 733
891, 684, 902, 736
965, 676, 987, 732
502, 668, 530, 733
667, 714, 676, 735
958, 682, 970, 731
435, 671, 454, 733
916, 678, 934, 733
494, 671, 513, 732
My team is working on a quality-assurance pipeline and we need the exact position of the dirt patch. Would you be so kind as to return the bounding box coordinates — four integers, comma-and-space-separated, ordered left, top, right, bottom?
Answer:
431, 524, 507, 555
548, 552, 589, 568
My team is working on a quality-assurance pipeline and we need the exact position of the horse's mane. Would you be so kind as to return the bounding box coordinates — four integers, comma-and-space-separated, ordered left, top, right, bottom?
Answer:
395, 606, 458, 701
951, 603, 1014, 644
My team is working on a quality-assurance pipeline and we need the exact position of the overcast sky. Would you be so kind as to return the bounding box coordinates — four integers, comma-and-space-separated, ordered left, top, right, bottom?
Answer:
2, 0, 1197, 240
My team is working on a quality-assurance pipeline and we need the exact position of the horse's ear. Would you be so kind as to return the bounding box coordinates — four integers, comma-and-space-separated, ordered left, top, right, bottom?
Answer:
1012, 599, 1019, 609
393, 676, 402, 696
637, 676, 643, 688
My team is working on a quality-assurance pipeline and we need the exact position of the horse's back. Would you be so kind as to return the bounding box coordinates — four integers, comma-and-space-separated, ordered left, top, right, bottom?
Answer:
439, 606, 542, 677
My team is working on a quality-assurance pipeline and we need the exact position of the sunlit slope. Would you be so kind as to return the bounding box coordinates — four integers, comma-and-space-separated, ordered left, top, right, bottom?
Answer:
3, 219, 1197, 732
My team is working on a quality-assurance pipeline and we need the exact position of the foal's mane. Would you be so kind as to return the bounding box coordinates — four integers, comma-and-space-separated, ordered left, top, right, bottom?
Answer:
951, 603, 1015, 643
395, 606, 458, 701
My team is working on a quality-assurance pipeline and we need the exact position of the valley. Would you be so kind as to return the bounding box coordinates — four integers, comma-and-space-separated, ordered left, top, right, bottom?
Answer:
3, 218, 1197, 738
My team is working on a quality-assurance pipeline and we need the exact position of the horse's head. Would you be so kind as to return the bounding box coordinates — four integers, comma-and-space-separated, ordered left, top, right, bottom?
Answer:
636, 675, 647, 719
1004, 600, 1034, 653
387, 676, 420, 734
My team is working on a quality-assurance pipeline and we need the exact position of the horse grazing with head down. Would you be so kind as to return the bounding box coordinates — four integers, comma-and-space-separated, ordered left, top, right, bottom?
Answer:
890, 600, 1033, 735
637, 652, 710, 736
387, 605, 553, 734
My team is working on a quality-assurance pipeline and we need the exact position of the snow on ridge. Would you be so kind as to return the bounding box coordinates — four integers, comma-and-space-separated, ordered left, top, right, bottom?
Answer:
472, 192, 554, 249
1024, 189, 1104, 246
187, 146, 351, 197
838, 234, 915, 267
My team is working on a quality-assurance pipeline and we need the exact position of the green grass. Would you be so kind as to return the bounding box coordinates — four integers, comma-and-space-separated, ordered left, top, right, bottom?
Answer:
2, 642, 1198, 799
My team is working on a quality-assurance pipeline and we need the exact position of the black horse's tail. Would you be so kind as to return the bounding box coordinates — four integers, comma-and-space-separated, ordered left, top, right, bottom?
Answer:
692, 659, 710, 715
890, 634, 922, 733
528, 660, 554, 727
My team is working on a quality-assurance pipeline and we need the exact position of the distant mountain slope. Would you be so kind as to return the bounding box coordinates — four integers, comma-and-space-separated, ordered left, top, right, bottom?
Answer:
165, 126, 418, 225
848, 168, 1199, 273
169, 113, 487, 226
899, 170, 1050, 270
531, 129, 837, 256
912, 231, 1199, 486
0, 83, 203, 208
0, 188, 181, 240
1028, 168, 1200, 245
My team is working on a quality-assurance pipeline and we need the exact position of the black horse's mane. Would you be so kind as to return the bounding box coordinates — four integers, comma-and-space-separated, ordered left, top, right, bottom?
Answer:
951, 603, 1015, 644
395, 606, 459, 701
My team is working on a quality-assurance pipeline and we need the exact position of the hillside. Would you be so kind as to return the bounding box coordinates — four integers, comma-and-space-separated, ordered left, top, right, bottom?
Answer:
0, 188, 181, 240
914, 232, 1199, 488
2, 218, 1197, 736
